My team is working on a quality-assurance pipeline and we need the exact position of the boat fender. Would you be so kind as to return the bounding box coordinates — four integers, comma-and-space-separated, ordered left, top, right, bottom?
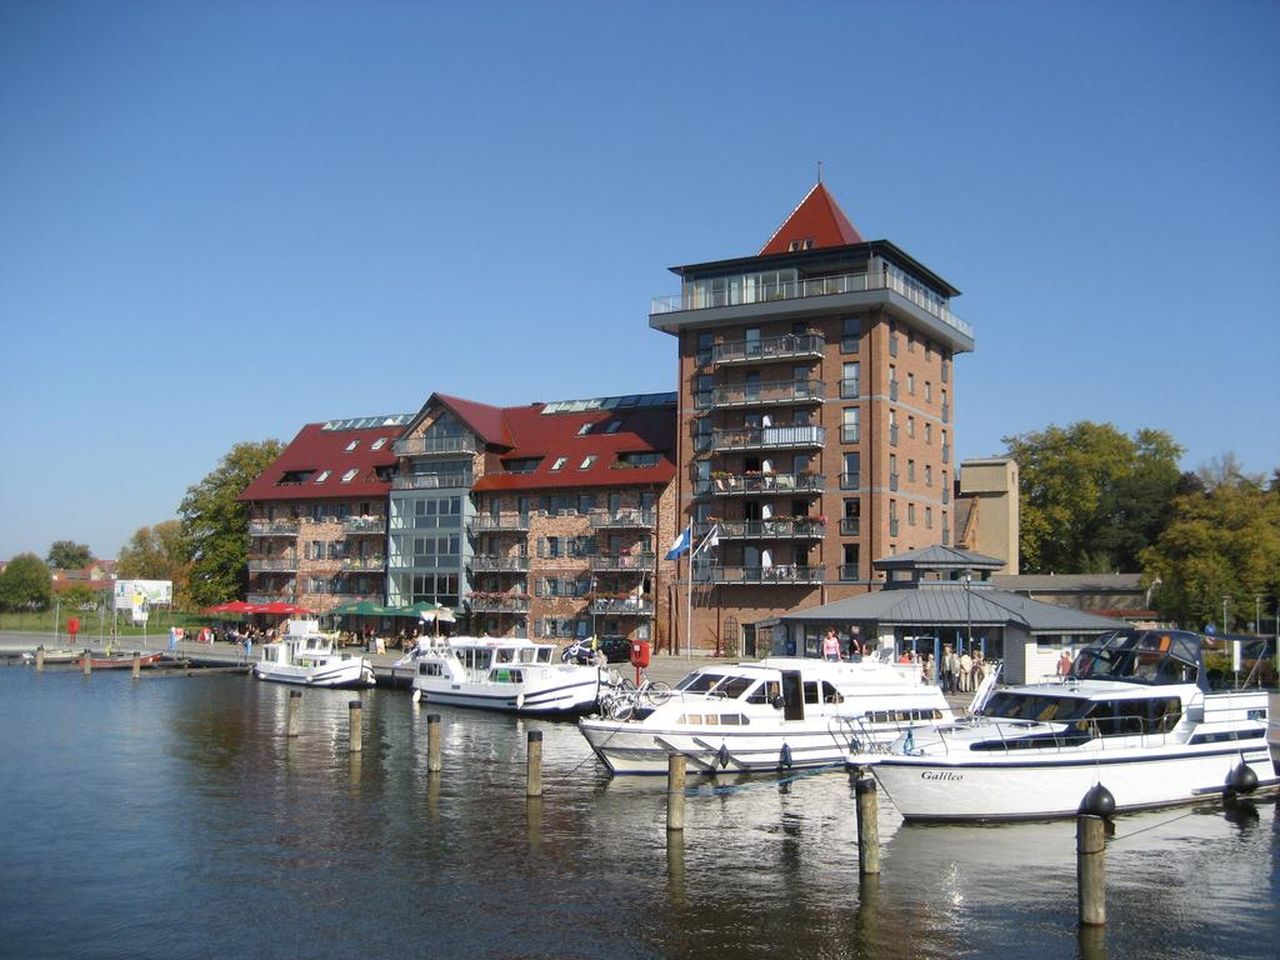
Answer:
1226, 762, 1258, 797
411, 688, 422, 704
1079, 783, 1115, 818
779, 743, 793, 769
717, 743, 730, 769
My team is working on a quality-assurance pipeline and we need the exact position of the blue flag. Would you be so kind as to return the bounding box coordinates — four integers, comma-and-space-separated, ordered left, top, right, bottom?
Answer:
665, 524, 691, 560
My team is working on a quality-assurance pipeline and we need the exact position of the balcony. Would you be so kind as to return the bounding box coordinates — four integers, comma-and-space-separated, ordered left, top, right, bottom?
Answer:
698, 565, 825, 586
340, 556, 384, 571
709, 472, 824, 497
708, 379, 826, 410
249, 519, 299, 537
590, 553, 656, 572
589, 509, 656, 530
651, 265, 973, 347
714, 520, 826, 541
343, 516, 386, 534
468, 595, 532, 614
589, 597, 655, 617
247, 592, 291, 605
711, 333, 824, 366
392, 435, 477, 457
392, 473, 472, 491
468, 515, 531, 533
711, 425, 825, 453
248, 558, 299, 572
469, 555, 531, 573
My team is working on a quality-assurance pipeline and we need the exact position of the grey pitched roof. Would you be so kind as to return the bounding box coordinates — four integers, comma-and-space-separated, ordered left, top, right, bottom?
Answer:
778, 584, 1121, 633
992, 573, 1143, 593
873, 544, 1005, 571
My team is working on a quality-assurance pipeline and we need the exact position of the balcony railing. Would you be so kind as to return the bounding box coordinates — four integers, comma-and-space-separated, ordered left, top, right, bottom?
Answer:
590, 553, 656, 572
652, 266, 972, 340
340, 556, 384, 571
468, 596, 532, 614
342, 516, 385, 534
711, 333, 825, 365
709, 380, 826, 409
469, 556, 531, 573
248, 558, 299, 572
589, 598, 655, 616
840, 472, 862, 490
392, 435, 477, 457
249, 519, 299, 537
839, 518, 861, 537
589, 509, 656, 529
468, 515, 531, 533
714, 520, 826, 540
838, 564, 861, 581
709, 472, 824, 497
247, 593, 291, 605
711, 425, 825, 452
392, 473, 472, 491
698, 565, 825, 586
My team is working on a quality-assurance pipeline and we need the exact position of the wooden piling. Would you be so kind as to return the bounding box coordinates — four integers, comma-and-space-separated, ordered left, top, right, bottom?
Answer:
526, 729, 543, 797
35, 648, 45, 671
348, 700, 363, 753
427, 713, 442, 772
666, 753, 686, 833
1077, 814, 1106, 926
286, 690, 302, 738
131, 653, 141, 678
82, 651, 92, 676
855, 776, 881, 875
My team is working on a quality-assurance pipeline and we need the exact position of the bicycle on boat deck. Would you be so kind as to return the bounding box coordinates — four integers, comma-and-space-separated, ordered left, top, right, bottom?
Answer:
597, 669, 673, 721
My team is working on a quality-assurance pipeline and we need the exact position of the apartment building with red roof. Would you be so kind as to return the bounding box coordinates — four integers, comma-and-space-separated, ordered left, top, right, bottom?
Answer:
649, 182, 975, 656
239, 415, 410, 614
390, 391, 678, 644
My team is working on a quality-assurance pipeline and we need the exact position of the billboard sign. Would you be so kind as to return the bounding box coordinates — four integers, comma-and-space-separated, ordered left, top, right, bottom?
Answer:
114, 579, 173, 623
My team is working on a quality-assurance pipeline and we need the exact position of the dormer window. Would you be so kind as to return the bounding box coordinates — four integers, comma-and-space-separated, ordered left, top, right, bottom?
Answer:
341, 468, 359, 483
787, 238, 814, 252
577, 423, 593, 436
345, 440, 359, 452
315, 470, 331, 483
579, 455, 596, 470
551, 457, 567, 471
371, 438, 387, 450
604, 420, 622, 434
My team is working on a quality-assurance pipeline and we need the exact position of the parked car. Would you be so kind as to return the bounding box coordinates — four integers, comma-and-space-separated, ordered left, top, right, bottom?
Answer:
561, 635, 632, 665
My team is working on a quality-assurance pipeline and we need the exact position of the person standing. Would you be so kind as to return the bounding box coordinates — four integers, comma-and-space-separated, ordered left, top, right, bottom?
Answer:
1057, 648, 1073, 678
958, 648, 973, 693
942, 644, 957, 693
822, 630, 841, 662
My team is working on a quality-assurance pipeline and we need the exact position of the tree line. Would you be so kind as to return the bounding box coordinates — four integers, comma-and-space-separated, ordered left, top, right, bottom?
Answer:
3, 423, 1276, 634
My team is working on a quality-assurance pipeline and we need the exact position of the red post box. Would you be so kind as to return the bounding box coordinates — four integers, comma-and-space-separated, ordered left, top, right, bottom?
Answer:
67, 617, 80, 638
629, 640, 650, 669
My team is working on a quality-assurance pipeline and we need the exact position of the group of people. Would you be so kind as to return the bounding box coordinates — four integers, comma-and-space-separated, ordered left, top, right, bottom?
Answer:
939, 643, 988, 693
821, 628, 867, 661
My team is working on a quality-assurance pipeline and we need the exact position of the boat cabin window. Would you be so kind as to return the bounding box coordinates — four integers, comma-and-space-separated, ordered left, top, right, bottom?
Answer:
518, 649, 537, 663
983, 692, 1183, 735
417, 662, 444, 677
495, 648, 514, 664
983, 692, 1092, 723
746, 680, 782, 704
804, 681, 819, 705
1070, 628, 1200, 686
536, 648, 552, 664
675, 672, 731, 694
460, 648, 493, 672
710, 675, 755, 699
491, 668, 523, 684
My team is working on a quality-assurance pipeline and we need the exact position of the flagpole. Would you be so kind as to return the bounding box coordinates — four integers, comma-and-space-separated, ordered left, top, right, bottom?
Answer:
685, 549, 692, 659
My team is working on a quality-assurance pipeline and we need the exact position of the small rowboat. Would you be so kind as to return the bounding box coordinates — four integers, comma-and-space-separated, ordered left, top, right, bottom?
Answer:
82, 651, 166, 670
22, 648, 82, 664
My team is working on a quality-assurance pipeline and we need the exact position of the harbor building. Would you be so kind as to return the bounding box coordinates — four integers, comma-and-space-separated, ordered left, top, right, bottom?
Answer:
649, 182, 975, 655
386, 391, 680, 643
240, 416, 409, 614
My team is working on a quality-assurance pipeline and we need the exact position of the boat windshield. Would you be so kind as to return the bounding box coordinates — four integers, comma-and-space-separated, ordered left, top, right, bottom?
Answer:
1069, 628, 1201, 687
982, 691, 1093, 722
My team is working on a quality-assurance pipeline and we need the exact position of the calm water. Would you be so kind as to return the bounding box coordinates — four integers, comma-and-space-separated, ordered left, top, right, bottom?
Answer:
1, 665, 1276, 960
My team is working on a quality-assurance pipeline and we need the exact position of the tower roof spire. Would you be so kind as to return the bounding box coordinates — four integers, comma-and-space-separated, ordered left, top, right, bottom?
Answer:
758, 181, 863, 256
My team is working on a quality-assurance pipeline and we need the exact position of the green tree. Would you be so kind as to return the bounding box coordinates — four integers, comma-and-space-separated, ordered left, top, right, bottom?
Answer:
117, 520, 192, 607
1141, 467, 1280, 630
1003, 422, 1183, 574
46, 540, 93, 570
179, 440, 282, 607
0, 553, 54, 610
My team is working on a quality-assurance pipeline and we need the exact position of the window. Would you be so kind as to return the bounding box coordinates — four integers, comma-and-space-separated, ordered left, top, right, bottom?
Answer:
842, 452, 861, 489
925, 507, 933, 529
345, 440, 359, 452
925, 381, 933, 402
841, 316, 860, 353
618, 451, 660, 468
577, 423, 593, 436
925, 422, 933, 444
315, 470, 330, 483
341, 468, 358, 483
907, 415, 916, 439
695, 331, 714, 365
907, 459, 916, 482
841, 361, 860, 399
550, 457, 567, 471
841, 407, 860, 444
908, 503, 917, 525
907, 372, 915, 395
580, 455, 596, 470
371, 438, 387, 450
605, 420, 622, 434
924, 464, 932, 487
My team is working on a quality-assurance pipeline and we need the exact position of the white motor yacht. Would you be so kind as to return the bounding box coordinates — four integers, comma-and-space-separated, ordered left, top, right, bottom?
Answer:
253, 621, 375, 689
579, 655, 953, 776
403, 636, 603, 715
867, 628, 1275, 821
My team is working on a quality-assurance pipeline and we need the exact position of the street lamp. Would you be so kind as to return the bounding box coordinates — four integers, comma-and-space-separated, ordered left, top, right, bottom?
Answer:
964, 572, 973, 653
1222, 596, 1230, 635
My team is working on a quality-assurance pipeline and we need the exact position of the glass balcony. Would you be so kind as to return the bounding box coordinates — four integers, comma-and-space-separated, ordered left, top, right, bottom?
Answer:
711, 425, 825, 452
590, 553, 656, 572
709, 472, 824, 497
589, 509, 656, 529
392, 473, 472, 490
340, 556, 385, 571
714, 520, 826, 540
698, 565, 825, 586
468, 595, 532, 614
711, 333, 824, 366
342, 516, 386, 534
708, 379, 825, 410
249, 519, 299, 537
469, 555, 531, 573
248, 558, 299, 572
392, 435, 477, 457
589, 598, 655, 616
468, 515, 531, 533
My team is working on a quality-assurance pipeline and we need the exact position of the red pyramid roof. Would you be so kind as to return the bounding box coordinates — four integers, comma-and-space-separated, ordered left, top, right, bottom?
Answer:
759, 182, 863, 256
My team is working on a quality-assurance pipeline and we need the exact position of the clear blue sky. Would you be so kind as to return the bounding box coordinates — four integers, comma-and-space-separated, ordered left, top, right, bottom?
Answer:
2, 0, 1277, 561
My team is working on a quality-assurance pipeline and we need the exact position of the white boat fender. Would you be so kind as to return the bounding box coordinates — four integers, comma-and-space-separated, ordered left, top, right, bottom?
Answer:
412, 688, 422, 704
1227, 761, 1258, 797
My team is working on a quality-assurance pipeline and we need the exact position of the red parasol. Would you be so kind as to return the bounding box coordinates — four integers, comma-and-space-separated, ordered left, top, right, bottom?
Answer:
205, 600, 258, 614
257, 601, 313, 616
